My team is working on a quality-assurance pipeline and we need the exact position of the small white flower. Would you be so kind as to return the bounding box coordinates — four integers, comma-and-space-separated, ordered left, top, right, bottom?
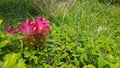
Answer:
97, 26, 103, 32
97, 26, 107, 34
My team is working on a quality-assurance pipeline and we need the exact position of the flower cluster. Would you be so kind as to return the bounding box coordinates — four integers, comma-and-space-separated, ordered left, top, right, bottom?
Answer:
4, 17, 51, 47
4, 27, 17, 35
18, 17, 50, 36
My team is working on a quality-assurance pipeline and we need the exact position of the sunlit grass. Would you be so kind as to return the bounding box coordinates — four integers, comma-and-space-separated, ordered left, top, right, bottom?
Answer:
0, 0, 120, 67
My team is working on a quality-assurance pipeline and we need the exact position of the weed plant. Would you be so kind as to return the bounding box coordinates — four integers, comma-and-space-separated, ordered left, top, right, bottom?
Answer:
0, 0, 120, 68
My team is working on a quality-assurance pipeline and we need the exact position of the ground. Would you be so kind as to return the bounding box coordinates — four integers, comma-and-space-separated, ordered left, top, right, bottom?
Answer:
0, 0, 120, 68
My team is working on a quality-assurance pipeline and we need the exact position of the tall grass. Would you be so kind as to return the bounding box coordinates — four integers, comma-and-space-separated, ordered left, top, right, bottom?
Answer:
0, 0, 120, 67
0, 0, 39, 27
32, 0, 76, 16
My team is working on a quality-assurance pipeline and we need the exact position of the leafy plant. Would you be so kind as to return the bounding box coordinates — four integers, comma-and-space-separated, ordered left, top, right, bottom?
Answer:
0, 0, 120, 68
4, 17, 51, 48
1, 53, 26, 68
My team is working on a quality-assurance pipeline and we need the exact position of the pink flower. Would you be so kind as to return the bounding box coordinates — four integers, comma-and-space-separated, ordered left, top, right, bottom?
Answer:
4, 27, 17, 35
33, 17, 51, 35
18, 19, 35, 36
4, 17, 51, 47
6, 17, 51, 37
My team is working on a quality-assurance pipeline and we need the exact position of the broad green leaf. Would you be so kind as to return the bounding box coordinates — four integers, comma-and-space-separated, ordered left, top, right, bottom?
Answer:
6, 34, 23, 41
17, 59, 26, 68
80, 53, 88, 63
83, 65, 88, 68
43, 64, 51, 68
68, 64, 76, 68
76, 46, 85, 53
24, 50, 37, 57
0, 40, 9, 48
66, 42, 76, 50
0, 19, 3, 24
30, 55, 38, 64
3, 53, 21, 68
83, 54, 88, 62
98, 56, 107, 68
109, 62, 120, 68
116, 63, 120, 68
0, 61, 3, 68
83, 64, 96, 68
0, 52, 3, 55
88, 64, 96, 68
0, 33, 5, 38
17, 62, 26, 68
107, 54, 119, 63
80, 54, 84, 63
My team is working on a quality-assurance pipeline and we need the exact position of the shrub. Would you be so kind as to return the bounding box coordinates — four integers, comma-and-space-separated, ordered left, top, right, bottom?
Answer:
4, 17, 51, 48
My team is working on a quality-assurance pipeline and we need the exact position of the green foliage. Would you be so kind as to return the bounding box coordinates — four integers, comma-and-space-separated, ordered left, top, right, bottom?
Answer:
99, 0, 120, 4
2, 53, 26, 68
0, 34, 25, 67
0, 0, 39, 28
0, 19, 2, 24
0, 40, 9, 48
0, 21, 25, 68
0, 0, 120, 68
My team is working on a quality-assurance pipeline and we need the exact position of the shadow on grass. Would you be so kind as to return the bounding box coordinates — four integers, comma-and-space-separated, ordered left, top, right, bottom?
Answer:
0, 0, 39, 27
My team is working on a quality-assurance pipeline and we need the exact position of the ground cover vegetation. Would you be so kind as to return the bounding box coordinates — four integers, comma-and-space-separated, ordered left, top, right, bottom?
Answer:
0, 0, 120, 68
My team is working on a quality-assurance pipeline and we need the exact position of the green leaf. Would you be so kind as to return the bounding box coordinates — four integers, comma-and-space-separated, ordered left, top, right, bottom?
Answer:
80, 53, 88, 63
0, 51, 3, 55
0, 33, 5, 38
83, 64, 96, 68
98, 56, 107, 68
80, 54, 84, 63
43, 64, 51, 68
83, 65, 88, 68
76, 46, 85, 53
0, 19, 3, 24
29, 55, 38, 64
3, 53, 21, 68
20, 40, 23, 54
107, 54, 119, 63
88, 64, 96, 68
6, 34, 23, 41
17, 59, 26, 68
0, 40, 9, 48
116, 63, 120, 68
109, 63, 120, 68
0, 61, 3, 68
83, 54, 88, 62
24, 50, 37, 57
